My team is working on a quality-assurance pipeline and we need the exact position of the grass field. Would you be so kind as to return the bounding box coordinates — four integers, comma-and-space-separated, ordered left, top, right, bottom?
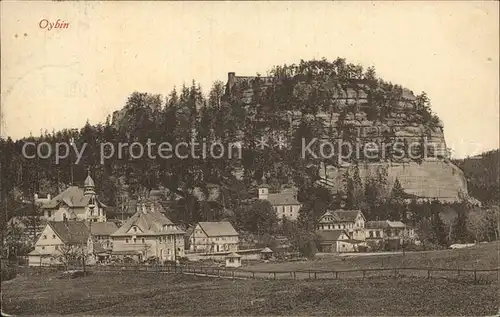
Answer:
2, 272, 499, 316
246, 241, 500, 272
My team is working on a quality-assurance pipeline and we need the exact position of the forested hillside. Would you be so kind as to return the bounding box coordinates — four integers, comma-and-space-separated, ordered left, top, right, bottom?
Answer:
2, 58, 496, 250
453, 149, 500, 205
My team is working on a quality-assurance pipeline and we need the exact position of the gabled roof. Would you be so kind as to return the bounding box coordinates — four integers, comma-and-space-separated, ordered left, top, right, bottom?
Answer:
317, 230, 350, 242
111, 203, 184, 237
93, 241, 107, 253
41, 186, 106, 209
365, 220, 408, 229
90, 222, 118, 236
196, 221, 238, 237
319, 209, 365, 222
267, 192, 301, 206
48, 221, 90, 245
261, 247, 273, 253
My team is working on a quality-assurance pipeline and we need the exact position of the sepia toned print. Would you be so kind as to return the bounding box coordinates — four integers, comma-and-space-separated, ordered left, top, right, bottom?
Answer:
1, 1, 499, 316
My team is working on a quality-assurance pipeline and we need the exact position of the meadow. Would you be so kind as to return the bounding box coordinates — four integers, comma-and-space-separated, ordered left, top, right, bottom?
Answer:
2, 242, 499, 316
2, 272, 498, 316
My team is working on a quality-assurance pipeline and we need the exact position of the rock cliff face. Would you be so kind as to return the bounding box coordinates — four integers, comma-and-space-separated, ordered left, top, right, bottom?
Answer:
226, 72, 469, 203
318, 160, 468, 203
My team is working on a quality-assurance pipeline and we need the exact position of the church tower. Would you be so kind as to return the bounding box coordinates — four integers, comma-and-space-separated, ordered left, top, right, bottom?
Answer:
84, 169, 96, 196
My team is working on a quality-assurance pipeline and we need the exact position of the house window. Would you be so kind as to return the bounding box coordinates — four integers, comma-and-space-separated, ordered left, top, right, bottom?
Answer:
369, 231, 373, 238
376, 231, 380, 238
229, 258, 234, 263
133, 238, 137, 243
133, 227, 137, 232
52, 234, 56, 239
126, 239, 129, 243
43, 235, 47, 239
41, 246, 45, 250
48, 211, 52, 217
55, 245, 58, 250
141, 238, 145, 243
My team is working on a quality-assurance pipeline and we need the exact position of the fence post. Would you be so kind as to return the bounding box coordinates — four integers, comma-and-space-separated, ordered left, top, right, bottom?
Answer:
274, 272, 277, 280
427, 269, 431, 279
314, 272, 317, 279
252, 271, 255, 279
474, 269, 477, 283
293, 272, 296, 280
362, 270, 365, 279
336, 271, 338, 279
457, 269, 460, 278
232, 270, 235, 279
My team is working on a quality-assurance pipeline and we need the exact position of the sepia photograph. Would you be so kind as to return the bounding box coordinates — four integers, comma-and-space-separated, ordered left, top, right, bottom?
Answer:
1, 1, 499, 316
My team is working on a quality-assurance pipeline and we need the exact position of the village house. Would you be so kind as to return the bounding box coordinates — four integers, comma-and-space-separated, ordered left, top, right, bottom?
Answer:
89, 221, 118, 251
187, 221, 239, 253
27, 220, 98, 267
110, 200, 185, 263
317, 209, 366, 241
38, 173, 107, 223
317, 230, 358, 253
365, 220, 416, 249
258, 186, 302, 221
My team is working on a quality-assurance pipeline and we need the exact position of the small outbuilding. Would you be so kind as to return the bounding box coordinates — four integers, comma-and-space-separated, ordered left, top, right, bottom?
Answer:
260, 247, 273, 260
225, 252, 242, 268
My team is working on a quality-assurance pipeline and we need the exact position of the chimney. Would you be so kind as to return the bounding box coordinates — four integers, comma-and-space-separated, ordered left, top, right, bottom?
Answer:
34, 193, 38, 200
47, 194, 51, 200
227, 72, 236, 94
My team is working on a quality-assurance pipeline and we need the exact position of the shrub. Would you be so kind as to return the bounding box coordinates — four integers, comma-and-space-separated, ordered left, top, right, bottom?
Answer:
1, 266, 17, 282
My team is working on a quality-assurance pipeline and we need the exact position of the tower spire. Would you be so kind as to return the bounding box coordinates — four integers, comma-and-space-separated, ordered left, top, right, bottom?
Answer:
84, 167, 95, 196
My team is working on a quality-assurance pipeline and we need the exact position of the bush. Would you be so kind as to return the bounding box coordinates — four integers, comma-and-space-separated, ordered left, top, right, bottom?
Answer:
1, 266, 17, 282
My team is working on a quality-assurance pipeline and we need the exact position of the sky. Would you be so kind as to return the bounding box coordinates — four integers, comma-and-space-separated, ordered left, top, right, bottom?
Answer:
1, 1, 498, 158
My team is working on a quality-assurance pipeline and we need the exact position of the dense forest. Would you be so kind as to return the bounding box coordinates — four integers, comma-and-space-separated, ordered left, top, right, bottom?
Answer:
1, 58, 498, 255
453, 150, 500, 205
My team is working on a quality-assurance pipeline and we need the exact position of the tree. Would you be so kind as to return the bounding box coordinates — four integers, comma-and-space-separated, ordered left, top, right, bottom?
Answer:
3, 222, 31, 259
451, 203, 471, 243
57, 244, 81, 270
484, 206, 500, 241
467, 207, 488, 243
235, 200, 278, 236
415, 218, 436, 250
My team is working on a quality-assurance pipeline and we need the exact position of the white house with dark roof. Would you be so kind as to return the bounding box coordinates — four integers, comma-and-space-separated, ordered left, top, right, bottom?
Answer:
316, 230, 357, 253
258, 186, 302, 221
110, 200, 185, 262
318, 209, 366, 241
27, 221, 99, 266
39, 173, 107, 223
365, 220, 416, 249
187, 221, 239, 253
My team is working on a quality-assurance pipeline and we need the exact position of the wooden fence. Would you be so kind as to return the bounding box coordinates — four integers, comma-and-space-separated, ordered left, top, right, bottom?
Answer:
36, 263, 499, 283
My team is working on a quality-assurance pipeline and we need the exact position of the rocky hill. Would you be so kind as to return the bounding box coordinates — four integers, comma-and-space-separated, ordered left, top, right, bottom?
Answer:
225, 65, 470, 203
